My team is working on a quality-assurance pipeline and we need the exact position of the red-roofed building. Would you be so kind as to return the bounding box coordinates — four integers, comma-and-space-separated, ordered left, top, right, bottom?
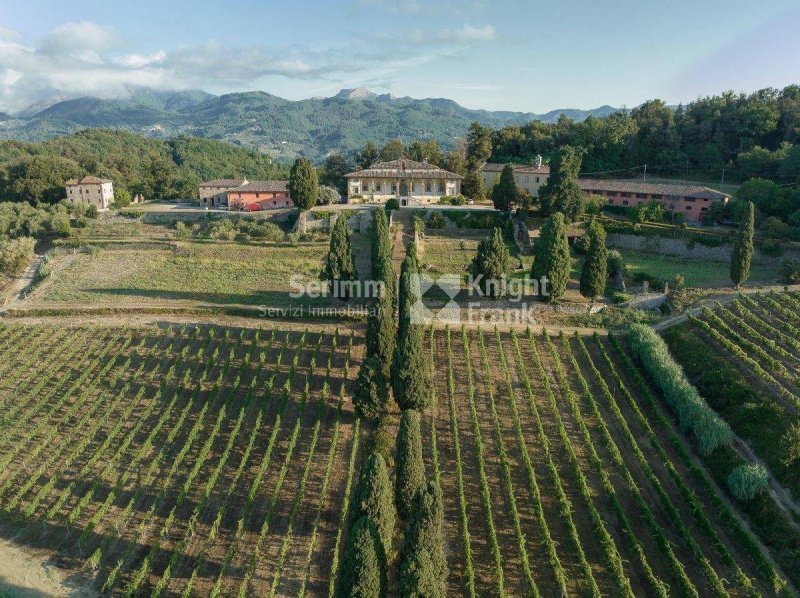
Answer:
226, 181, 293, 211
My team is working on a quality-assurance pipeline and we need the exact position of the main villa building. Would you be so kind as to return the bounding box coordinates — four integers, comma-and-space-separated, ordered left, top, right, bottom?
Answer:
345, 159, 462, 205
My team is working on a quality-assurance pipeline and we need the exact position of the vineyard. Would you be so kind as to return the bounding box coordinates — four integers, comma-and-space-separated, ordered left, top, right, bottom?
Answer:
0, 318, 796, 595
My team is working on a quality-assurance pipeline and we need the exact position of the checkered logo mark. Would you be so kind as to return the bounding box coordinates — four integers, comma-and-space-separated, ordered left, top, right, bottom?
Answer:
410, 273, 462, 325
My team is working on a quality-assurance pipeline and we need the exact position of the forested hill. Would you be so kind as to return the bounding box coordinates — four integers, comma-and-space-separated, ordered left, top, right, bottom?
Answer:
0, 87, 617, 161
0, 129, 289, 204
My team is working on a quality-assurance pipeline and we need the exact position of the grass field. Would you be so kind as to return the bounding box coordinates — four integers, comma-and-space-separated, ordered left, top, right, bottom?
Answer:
0, 320, 793, 595
29, 236, 370, 308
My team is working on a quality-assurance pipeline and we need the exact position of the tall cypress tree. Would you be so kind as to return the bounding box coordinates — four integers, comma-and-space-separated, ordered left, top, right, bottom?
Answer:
371, 208, 392, 278
392, 244, 430, 410
288, 156, 319, 211
350, 452, 396, 564
399, 481, 447, 597
491, 164, 518, 212
531, 212, 572, 302
539, 146, 586, 222
323, 214, 358, 300
579, 220, 608, 299
336, 517, 386, 598
468, 227, 510, 298
365, 291, 395, 390
731, 201, 755, 288
398, 546, 439, 598
395, 409, 426, 520
353, 356, 384, 420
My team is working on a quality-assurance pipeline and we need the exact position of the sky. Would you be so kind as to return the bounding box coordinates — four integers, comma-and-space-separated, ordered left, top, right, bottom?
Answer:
1, 0, 799, 114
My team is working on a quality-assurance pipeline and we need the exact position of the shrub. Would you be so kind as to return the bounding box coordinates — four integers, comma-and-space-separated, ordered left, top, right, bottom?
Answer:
779, 258, 800, 284
727, 463, 769, 501
759, 239, 783, 257
426, 211, 446, 229
781, 422, 800, 467
0, 236, 36, 276
385, 198, 399, 211
628, 324, 732, 455
573, 234, 591, 255
761, 216, 789, 239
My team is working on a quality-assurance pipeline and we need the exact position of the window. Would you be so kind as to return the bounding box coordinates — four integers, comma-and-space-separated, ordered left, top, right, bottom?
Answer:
652, 194, 663, 200
351, 185, 359, 194
256, 193, 260, 199
685, 206, 692, 210
391, 183, 397, 193
363, 182, 370, 192
536, 177, 540, 183
622, 200, 629, 206
425, 182, 432, 193
525, 176, 529, 183
438, 183, 444, 193
375, 183, 382, 192
701, 207, 708, 212
621, 192, 632, 198
636, 193, 647, 199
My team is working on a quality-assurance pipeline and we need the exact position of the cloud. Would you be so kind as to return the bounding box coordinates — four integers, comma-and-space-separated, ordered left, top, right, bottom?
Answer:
412, 23, 496, 45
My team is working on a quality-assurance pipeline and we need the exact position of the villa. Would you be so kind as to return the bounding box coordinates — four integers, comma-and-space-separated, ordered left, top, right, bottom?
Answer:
345, 159, 463, 206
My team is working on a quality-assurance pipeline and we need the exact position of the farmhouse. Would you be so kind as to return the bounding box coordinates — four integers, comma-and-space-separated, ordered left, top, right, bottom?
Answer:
345, 159, 462, 206
65, 176, 115, 210
481, 155, 549, 197
199, 179, 248, 207
579, 179, 730, 223
226, 181, 293, 211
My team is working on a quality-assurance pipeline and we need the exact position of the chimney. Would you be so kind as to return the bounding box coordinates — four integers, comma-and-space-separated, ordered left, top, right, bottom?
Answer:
535, 154, 543, 168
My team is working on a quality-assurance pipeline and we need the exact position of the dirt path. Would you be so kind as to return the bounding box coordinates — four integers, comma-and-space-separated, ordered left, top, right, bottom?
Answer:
0, 533, 96, 597
653, 283, 800, 331
0, 254, 43, 309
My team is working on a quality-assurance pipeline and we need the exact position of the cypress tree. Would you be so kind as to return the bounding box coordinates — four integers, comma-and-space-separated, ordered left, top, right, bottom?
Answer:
531, 212, 572, 302
288, 156, 319, 211
336, 517, 386, 598
461, 168, 484, 200
731, 201, 755, 288
371, 208, 393, 278
468, 227, 510, 298
366, 292, 395, 388
395, 409, 426, 520
398, 546, 440, 598
539, 146, 586, 222
353, 356, 385, 420
491, 164, 518, 212
579, 220, 608, 299
392, 244, 430, 410
350, 452, 396, 564
400, 481, 447, 596
323, 214, 358, 300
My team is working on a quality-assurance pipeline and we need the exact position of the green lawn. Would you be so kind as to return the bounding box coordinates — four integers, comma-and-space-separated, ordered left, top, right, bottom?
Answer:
32, 236, 370, 307
620, 249, 779, 288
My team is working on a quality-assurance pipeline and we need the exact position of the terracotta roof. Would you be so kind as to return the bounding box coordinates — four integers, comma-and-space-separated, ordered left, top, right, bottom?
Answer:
578, 178, 730, 201
230, 180, 289, 193
481, 162, 550, 175
199, 179, 248, 188
65, 175, 113, 185
345, 159, 463, 180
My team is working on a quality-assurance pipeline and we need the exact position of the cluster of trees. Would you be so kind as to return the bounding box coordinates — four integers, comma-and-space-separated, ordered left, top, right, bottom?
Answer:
0, 129, 290, 205
337, 212, 447, 596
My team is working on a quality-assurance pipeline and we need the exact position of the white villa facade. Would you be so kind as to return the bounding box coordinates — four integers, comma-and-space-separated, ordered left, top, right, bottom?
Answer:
345, 159, 463, 206
65, 176, 115, 210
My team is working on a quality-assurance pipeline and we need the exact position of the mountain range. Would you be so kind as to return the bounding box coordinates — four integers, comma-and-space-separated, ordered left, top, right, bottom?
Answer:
0, 87, 618, 162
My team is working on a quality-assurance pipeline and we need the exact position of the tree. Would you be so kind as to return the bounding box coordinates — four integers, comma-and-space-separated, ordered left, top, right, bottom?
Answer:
579, 220, 608, 299
531, 212, 571, 302
466, 122, 492, 168
730, 201, 755, 288
365, 292, 395, 389
4, 155, 82, 204
468, 227, 510, 298
398, 546, 440, 598
350, 452, 396, 564
395, 409, 425, 520
318, 185, 341, 205
736, 178, 789, 219
353, 356, 386, 420
491, 164, 518, 211
323, 214, 358, 299
288, 157, 318, 211
392, 244, 430, 410
0, 237, 36, 276
355, 142, 379, 169
335, 517, 386, 598
371, 208, 393, 279
539, 146, 586, 222
400, 481, 447, 597
321, 152, 351, 195
461, 169, 484, 200
408, 140, 443, 166
380, 139, 406, 162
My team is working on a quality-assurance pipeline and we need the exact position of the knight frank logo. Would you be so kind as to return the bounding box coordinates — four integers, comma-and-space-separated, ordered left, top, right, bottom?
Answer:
410, 273, 462, 325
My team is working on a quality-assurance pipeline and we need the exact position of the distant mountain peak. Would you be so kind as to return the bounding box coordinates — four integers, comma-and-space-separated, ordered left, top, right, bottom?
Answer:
334, 87, 376, 100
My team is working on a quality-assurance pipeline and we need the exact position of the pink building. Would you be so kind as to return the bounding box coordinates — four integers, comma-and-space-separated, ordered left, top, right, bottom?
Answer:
226, 181, 293, 211
578, 179, 730, 223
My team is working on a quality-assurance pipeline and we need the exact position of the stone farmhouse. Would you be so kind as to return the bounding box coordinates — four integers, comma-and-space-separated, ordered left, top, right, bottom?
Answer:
481, 155, 549, 197
199, 179, 248, 207
65, 176, 115, 210
578, 179, 730, 223
345, 159, 462, 206
226, 181, 293, 211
